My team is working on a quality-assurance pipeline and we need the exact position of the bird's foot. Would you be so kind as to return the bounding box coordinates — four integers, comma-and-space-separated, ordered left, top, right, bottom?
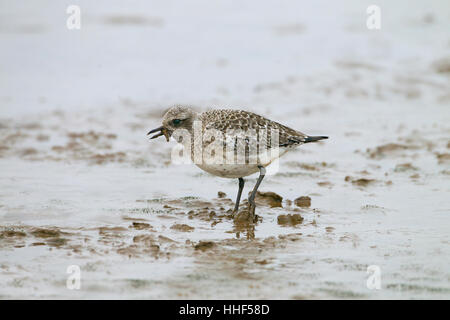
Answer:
249, 204, 258, 223
233, 209, 251, 224
233, 204, 259, 224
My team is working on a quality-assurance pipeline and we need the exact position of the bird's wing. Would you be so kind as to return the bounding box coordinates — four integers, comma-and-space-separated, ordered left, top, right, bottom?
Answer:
200, 110, 308, 149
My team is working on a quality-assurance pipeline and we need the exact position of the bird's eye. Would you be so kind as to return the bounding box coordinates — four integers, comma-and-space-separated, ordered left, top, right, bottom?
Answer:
172, 119, 182, 125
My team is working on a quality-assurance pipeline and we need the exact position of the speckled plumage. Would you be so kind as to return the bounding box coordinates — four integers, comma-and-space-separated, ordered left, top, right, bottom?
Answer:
199, 109, 310, 149
194, 109, 313, 177
148, 106, 327, 218
149, 106, 327, 178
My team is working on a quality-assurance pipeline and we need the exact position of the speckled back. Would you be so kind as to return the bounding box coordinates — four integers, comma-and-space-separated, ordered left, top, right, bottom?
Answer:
199, 109, 308, 149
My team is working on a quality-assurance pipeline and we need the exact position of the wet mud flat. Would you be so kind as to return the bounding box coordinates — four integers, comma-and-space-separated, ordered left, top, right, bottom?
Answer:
1, 1, 450, 299
0, 80, 449, 299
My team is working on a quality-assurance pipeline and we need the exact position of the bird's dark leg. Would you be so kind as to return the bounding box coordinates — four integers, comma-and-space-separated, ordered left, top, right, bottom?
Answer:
248, 166, 266, 217
233, 177, 245, 214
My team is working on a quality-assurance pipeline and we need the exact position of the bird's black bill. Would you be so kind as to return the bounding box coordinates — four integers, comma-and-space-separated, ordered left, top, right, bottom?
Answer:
147, 126, 163, 136
147, 126, 170, 141
149, 132, 164, 139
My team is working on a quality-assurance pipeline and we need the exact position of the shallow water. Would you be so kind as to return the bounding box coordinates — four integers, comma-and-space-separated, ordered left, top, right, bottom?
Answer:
1, 0, 450, 299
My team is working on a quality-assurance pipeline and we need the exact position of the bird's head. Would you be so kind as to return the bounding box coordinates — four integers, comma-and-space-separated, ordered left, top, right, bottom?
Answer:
147, 105, 198, 141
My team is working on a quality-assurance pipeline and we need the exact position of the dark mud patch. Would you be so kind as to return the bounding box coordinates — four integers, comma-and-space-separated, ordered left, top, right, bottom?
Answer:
30, 228, 71, 247
345, 176, 378, 187
130, 222, 153, 230
278, 233, 302, 241
111, 235, 162, 258
317, 181, 333, 188
409, 173, 420, 180
432, 57, 450, 74
99, 227, 127, 236
294, 196, 311, 208
132, 234, 158, 246
233, 209, 258, 225
194, 241, 215, 251
0, 230, 27, 238
30, 228, 61, 238
277, 214, 304, 226
366, 143, 419, 159
436, 153, 450, 164
0, 226, 74, 250
170, 224, 195, 232
122, 216, 149, 222
19, 148, 38, 157
90, 152, 126, 165
117, 244, 159, 258
46, 237, 68, 247
158, 235, 177, 243
285, 161, 333, 171
217, 191, 227, 198
253, 191, 283, 208
36, 134, 50, 142
29, 242, 46, 246
394, 163, 418, 172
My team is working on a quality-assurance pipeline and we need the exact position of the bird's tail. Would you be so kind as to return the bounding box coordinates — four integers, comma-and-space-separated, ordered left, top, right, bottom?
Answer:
304, 136, 328, 143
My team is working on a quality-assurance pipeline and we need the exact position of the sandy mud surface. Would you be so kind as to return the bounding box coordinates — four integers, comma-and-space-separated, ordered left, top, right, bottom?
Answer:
0, 0, 449, 299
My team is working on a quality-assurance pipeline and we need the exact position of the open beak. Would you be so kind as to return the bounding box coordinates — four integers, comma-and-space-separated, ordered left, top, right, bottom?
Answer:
147, 126, 170, 142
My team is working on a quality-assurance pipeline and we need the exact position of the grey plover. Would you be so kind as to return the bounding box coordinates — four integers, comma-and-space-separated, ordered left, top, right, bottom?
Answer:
148, 106, 327, 220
